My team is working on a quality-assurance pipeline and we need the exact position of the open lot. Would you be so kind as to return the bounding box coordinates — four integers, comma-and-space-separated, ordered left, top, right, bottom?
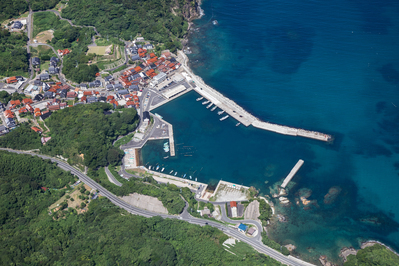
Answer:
120, 193, 168, 214
34, 30, 54, 43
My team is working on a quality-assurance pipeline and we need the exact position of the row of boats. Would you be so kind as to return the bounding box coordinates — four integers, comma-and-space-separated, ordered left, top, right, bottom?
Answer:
163, 142, 169, 152
147, 164, 198, 181
197, 96, 230, 121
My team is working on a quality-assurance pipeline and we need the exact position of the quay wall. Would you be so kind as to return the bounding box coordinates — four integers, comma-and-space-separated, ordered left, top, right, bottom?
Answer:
281, 159, 304, 188
178, 51, 332, 142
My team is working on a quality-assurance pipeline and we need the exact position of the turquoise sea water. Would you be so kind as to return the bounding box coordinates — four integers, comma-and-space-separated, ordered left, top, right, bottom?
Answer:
141, 0, 399, 263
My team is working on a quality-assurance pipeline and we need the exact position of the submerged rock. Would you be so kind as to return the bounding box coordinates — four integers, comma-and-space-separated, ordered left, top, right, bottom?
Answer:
324, 186, 342, 204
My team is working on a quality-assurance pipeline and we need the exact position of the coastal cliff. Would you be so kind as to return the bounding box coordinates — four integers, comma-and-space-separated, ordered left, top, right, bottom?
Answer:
174, 0, 202, 21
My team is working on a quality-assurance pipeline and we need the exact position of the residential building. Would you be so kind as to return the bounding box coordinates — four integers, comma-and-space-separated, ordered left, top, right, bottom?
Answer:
60, 89, 68, 98
98, 96, 106, 102
12, 21, 23, 29
0, 125, 9, 135
40, 73, 50, 81
32, 57, 40, 66
87, 96, 98, 104
230, 201, 238, 218
44, 91, 54, 98
67, 91, 77, 99
49, 66, 59, 74
106, 84, 114, 91
33, 80, 43, 86
131, 55, 140, 61
5, 117, 16, 128
40, 112, 52, 121
104, 75, 113, 82
34, 94, 44, 101
247, 227, 256, 236
152, 72, 167, 85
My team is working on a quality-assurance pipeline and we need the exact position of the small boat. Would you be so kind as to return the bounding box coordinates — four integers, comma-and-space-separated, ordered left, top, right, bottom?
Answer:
236, 122, 240, 126
220, 115, 229, 121
202, 100, 210, 105
164, 156, 169, 159
211, 106, 217, 111
161, 168, 165, 172
183, 174, 186, 178
195, 177, 197, 181
174, 172, 178, 176
189, 176, 192, 179
212, 20, 218, 25
156, 165, 160, 171
206, 103, 213, 109
149, 166, 152, 170
170, 170, 173, 174
218, 110, 225, 115
196, 97, 203, 101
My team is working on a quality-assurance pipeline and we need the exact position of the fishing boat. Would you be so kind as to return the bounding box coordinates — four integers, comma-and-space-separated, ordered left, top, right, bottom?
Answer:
161, 168, 165, 172
149, 166, 152, 170
212, 20, 218, 25
195, 177, 197, 181
220, 115, 229, 121
236, 122, 240, 126
156, 165, 160, 171
202, 100, 210, 105
170, 170, 173, 174
218, 110, 225, 115
189, 176, 192, 179
174, 172, 178, 176
196, 97, 203, 101
183, 174, 186, 178
206, 103, 213, 109
164, 156, 169, 159
211, 106, 217, 111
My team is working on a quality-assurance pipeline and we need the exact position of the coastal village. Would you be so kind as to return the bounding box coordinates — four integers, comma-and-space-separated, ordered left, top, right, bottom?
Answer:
1, 3, 398, 266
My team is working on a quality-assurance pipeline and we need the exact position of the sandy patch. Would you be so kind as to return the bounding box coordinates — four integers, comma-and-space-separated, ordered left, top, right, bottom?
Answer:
34, 30, 54, 43
120, 193, 168, 214
213, 183, 249, 202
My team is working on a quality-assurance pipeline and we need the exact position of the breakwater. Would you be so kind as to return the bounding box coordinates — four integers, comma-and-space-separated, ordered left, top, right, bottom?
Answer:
178, 51, 332, 142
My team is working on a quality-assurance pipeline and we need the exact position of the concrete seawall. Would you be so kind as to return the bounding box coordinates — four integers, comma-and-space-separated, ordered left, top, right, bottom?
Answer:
178, 51, 332, 142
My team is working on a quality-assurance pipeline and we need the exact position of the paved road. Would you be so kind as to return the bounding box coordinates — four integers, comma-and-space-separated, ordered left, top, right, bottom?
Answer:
104, 166, 123, 187
0, 148, 313, 266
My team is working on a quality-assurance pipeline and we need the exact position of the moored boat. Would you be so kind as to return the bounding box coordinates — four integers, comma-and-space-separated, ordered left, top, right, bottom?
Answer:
202, 100, 210, 105
170, 170, 173, 174
220, 115, 229, 121
236, 122, 240, 126
218, 110, 225, 115
206, 103, 213, 109
156, 165, 160, 171
211, 106, 217, 111
174, 172, 177, 176
161, 167, 165, 172
196, 97, 203, 101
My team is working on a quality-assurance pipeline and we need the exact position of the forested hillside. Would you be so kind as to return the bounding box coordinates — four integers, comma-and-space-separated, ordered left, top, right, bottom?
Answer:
0, 0, 28, 22
0, 151, 282, 265
344, 244, 399, 266
62, 0, 191, 52
30, 0, 59, 12
41, 103, 139, 169
0, 29, 29, 77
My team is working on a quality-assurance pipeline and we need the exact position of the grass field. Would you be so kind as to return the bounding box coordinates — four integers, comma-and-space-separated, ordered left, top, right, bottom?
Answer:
87, 45, 110, 56
114, 133, 135, 147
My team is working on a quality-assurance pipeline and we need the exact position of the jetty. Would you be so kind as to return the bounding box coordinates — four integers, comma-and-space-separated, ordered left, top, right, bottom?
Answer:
179, 51, 332, 142
167, 121, 176, 156
281, 159, 304, 188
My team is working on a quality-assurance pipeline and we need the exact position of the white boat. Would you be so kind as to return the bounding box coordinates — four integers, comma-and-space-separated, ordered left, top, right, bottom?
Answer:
202, 100, 210, 105
164, 156, 169, 159
183, 174, 186, 178
212, 20, 218, 25
218, 110, 225, 115
236, 122, 240, 126
196, 97, 203, 101
220, 115, 229, 121
161, 168, 165, 172
149, 166, 152, 170
206, 103, 213, 109
189, 176, 192, 179
195, 177, 197, 181
174, 172, 177, 176
211, 106, 217, 111
170, 170, 173, 174
156, 165, 160, 171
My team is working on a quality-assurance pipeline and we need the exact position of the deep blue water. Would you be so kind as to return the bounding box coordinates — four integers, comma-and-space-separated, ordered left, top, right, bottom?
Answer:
142, 0, 399, 263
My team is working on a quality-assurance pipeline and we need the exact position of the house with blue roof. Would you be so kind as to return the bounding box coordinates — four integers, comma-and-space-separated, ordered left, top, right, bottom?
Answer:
238, 224, 248, 233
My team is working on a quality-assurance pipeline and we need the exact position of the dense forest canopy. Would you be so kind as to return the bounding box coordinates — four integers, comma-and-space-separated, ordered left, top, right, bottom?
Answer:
62, 0, 188, 52
0, 123, 42, 150
344, 244, 399, 266
0, 151, 283, 265
41, 103, 138, 169
30, 0, 60, 12
0, 0, 28, 22
0, 29, 29, 77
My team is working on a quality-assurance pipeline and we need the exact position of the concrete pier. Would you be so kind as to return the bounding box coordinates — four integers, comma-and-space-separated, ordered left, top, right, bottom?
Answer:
281, 159, 304, 188
168, 122, 175, 156
178, 51, 332, 142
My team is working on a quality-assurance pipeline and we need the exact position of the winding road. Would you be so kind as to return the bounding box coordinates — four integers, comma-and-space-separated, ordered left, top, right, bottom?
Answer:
0, 148, 314, 266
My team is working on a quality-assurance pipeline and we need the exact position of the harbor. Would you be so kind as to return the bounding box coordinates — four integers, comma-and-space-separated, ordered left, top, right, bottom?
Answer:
177, 51, 332, 142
